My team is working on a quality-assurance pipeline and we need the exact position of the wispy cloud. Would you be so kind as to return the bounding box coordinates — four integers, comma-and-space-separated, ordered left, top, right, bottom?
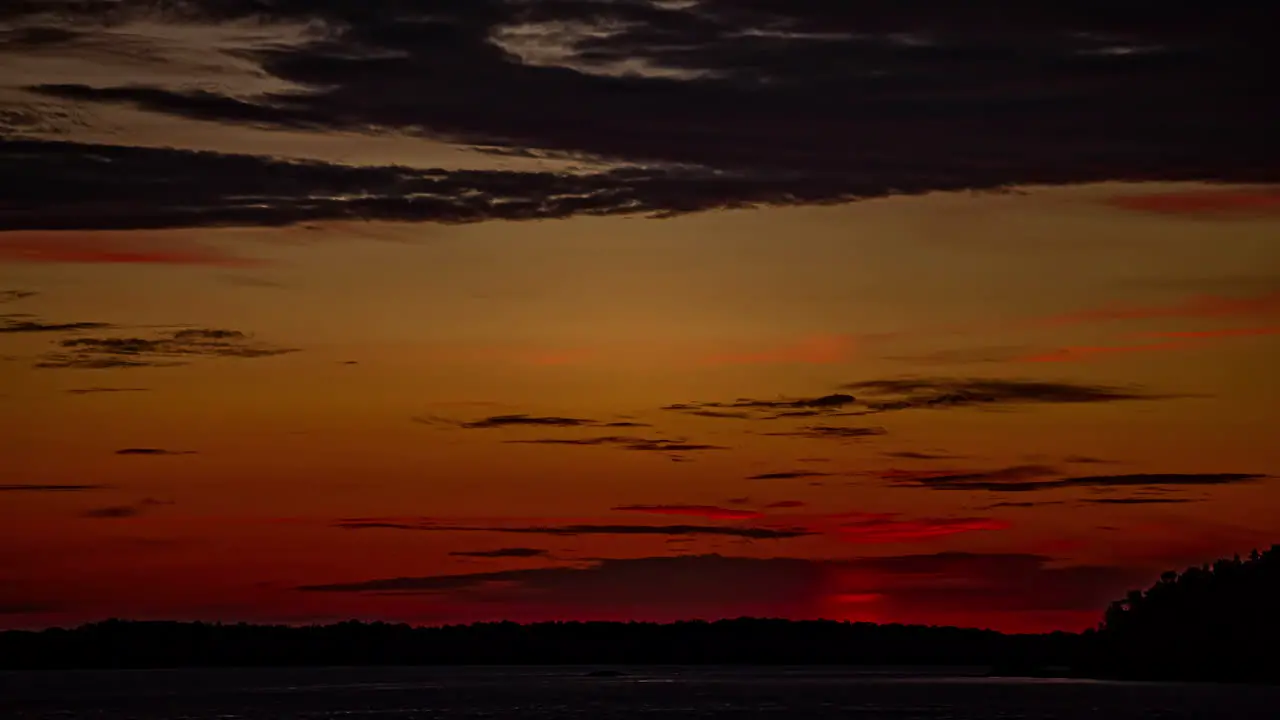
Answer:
981, 501, 1067, 509
889, 467, 1267, 493
883, 451, 962, 460
503, 435, 729, 454
0, 315, 111, 334
665, 378, 1175, 425
0, 484, 110, 492
843, 377, 1174, 409
66, 386, 150, 395
438, 414, 598, 429
761, 425, 887, 441
115, 448, 197, 456
35, 327, 297, 369
1079, 498, 1195, 505
0, 290, 37, 304
81, 497, 173, 519
835, 514, 1010, 543
334, 520, 812, 540
612, 505, 762, 521
449, 548, 550, 559
662, 394, 859, 421
746, 471, 834, 480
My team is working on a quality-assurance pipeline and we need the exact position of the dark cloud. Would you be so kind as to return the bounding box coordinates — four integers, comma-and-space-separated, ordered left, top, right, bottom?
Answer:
1079, 497, 1195, 505
335, 520, 811, 540
746, 471, 833, 481
449, 548, 550, 559
505, 435, 727, 453
0, 138, 902, 231
34, 327, 297, 369
0, 290, 37, 304
460, 414, 597, 429
5, 0, 1278, 230
662, 394, 860, 421
66, 386, 150, 395
981, 501, 1066, 509
842, 377, 1177, 411
0, 315, 111, 333
0, 484, 108, 492
663, 379, 1174, 425
892, 467, 1267, 493
762, 425, 888, 441
884, 450, 961, 460
612, 505, 762, 521
115, 448, 197, 456
623, 440, 729, 453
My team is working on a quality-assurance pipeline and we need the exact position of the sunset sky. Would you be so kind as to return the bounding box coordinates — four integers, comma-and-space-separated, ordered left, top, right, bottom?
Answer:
2, 1, 1278, 634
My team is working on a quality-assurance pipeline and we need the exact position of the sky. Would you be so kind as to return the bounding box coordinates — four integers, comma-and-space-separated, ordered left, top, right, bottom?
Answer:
1, 0, 1278, 634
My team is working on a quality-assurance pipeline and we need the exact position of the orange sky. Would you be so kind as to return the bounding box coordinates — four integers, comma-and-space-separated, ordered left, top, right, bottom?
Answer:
3, 183, 1278, 633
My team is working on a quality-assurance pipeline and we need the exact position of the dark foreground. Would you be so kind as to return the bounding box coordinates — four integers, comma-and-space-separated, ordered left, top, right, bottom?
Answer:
2, 667, 1278, 720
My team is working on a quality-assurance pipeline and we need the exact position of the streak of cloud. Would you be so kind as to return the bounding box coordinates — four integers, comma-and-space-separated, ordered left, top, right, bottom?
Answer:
449, 548, 550, 559
612, 505, 763, 521
334, 520, 812, 540
746, 471, 833, 480
889, 467, 1267, 493
0, 484, 110, 492
35, 327, 297, 369
0, 315, 111, 334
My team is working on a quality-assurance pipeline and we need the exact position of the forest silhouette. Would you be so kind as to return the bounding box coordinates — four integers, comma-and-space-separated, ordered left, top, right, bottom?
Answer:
2, 546, 1275, 682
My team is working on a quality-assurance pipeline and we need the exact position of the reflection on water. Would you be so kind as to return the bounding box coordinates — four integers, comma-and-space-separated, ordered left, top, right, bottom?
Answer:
2, 667, 1277, 719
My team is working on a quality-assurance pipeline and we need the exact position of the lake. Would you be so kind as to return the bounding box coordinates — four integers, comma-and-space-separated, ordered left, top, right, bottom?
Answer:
2, 667, 1276, 719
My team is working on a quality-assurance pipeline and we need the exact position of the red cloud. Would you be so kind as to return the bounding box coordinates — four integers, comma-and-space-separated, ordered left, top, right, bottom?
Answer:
1141, 326, 1280, 340
701, 334, 857, 366
1040, 290, 1280, 327
765, 500, 807, 509
0, 232, 267, 267
1018, 326, 1280, 363
835, 514, 1010, 543
612, 505, 763, 521
1107, 188, 1280, 216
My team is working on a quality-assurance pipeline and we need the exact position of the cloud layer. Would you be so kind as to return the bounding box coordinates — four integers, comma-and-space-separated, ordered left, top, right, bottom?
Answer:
3, 1, 1277, 229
